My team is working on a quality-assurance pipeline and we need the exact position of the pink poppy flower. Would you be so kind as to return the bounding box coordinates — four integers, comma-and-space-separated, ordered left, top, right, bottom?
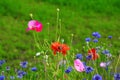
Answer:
27, 20, 42, 32
74, 59, 85, 72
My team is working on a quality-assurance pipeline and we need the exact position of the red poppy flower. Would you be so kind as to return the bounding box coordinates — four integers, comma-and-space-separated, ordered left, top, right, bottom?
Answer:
88, 48, 99, 60
51, 42, 70, 56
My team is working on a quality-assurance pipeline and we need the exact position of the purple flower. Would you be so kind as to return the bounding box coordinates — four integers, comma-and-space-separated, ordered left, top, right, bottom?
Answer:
85, 38, 91, 42
65, 67, 72, 74
76, 54, 83, 60
96, 34, 101, 38
102, 50, 110, 54
93, 39, 98, 43
92, 74, 102, 80
92, 32, 101, 38
20, 61, 28, 68
0, 75, 5, 80
86, 55, 92, 60
85, 66, 94, 74
31, 67, 37, 71
108, 36, 112, 39
10, 76, 15, 80
0, 60, 5, 66
6, 66, 10, 71
114, 73, 120, 80
17, 70, 26, 79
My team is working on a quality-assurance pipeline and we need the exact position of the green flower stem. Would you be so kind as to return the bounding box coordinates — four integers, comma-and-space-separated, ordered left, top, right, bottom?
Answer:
115, 55, 120, 73
33, 32, 40, 50
56, 9, 59, 41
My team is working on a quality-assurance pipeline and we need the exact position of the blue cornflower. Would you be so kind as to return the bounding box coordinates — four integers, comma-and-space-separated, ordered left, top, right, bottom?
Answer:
17, 70, 26, 79
20, 61, 28, 68
65, 67, 72, 74
92, 32, 101, 38
85, 66, 94, 74
102, 50, 110, 54
76, 54, 83, 60
6, 66, 10, 71
10, 76, 15, 80
92, 32, 99, 37
96, 34, 101, 38
31, 67, 37, 71
93, 39, 98, 43
0, 75, 5, 80
92, 74, 102, 80
108, 36, 112, 39
17, 74, 23, 79
114, 73, 120, 80
86, 55, 92, 60
0, 60, 5, 66
85, 38, 91, 42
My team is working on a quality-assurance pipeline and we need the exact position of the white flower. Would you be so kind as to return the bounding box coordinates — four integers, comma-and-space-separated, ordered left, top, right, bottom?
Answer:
36, 52, 41, 56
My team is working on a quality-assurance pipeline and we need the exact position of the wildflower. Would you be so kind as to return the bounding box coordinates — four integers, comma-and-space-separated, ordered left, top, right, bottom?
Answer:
20, 61, 28, 68
74, 59, 85, 72
51, 42, 70, 56
31, 67, 37, 71
27, 20, 42, 32
92, 32, 101, 38
92, 74, 102, 80
65, 67, 72, 74
76, 54, 83, 60
108, 36, 112, 39
86, 55, 92, 60
93, 39, 98, 43
100, 62, 107, 68
10, 76, 15, 80
92, 32, 99, 37
88, 48, 99, 60
17, 74, 23, 79
36, 52, 41, 56
17, 70, 26, 79
6, 66, 10, 71
85, 38, 91, 42
0, 60, 5, 66
102, 50, 110, 54
85, 66, 94, 74
0, 75, 5, 80
96, 34, 101, 38
114, 73, 120, 80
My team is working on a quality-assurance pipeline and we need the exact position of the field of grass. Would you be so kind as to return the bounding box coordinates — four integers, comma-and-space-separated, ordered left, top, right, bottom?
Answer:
0, 0, 120, 80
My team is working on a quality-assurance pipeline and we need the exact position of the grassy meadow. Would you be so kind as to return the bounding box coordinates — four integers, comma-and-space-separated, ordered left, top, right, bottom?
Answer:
0, 0, 120, 80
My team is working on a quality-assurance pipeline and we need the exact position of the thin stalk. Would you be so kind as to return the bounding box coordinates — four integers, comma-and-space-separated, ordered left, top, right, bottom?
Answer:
33, 32, 40, 50
115, 55, 120, 73
47, 22, 50, 39
56, 8, 60, 41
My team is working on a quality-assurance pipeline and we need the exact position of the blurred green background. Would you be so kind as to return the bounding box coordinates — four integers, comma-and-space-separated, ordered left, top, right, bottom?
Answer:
0, 0, 120, 60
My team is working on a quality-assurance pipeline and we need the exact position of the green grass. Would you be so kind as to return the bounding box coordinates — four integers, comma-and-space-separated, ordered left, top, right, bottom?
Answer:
0, 0, 120, 79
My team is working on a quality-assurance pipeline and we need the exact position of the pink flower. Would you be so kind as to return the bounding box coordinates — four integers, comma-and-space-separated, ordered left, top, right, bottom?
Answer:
27, 20, 42, 32
74, 59, 85, 72
100, 62, 107, 68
